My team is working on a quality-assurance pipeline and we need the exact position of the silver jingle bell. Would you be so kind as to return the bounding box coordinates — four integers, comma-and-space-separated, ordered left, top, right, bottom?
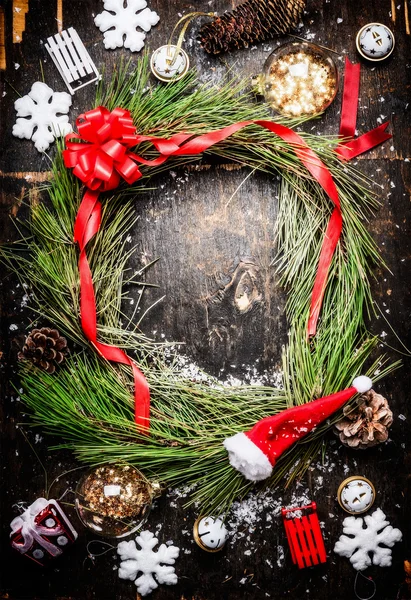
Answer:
150, 45, 190, 82
193, 515, 228, 552
356, 23, 395, 62
337, 475, 376, 515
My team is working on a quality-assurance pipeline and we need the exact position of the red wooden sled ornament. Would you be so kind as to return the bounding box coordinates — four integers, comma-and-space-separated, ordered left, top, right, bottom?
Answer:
282, 502, 327, 569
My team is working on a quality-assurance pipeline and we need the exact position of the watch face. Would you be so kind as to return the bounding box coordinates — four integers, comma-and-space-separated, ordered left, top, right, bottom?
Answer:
357, 24, 394, 60
338, 477, 375, 514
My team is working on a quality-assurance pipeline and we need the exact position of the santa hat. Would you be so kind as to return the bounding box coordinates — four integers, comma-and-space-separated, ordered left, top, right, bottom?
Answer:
223, 376, 372, 482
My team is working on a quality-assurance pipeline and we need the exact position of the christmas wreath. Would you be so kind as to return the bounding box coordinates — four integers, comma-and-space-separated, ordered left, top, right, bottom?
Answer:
3, 54, 398, 513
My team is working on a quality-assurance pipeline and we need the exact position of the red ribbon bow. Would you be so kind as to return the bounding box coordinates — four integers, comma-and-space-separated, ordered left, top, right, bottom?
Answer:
64, 61, 390, 431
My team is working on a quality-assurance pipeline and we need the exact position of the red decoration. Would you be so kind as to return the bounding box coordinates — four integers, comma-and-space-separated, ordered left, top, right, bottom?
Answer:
10, 498, 77, 566
63, 60, 390, 431
282, 502, 327, 569
336, 58, 391, 162
223, 376, 372, 481
308, 58, 391, 336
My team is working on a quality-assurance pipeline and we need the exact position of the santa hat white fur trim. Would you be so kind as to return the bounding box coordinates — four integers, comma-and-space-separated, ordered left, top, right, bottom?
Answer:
223, 432, 273, 482
352, 376, 372, 394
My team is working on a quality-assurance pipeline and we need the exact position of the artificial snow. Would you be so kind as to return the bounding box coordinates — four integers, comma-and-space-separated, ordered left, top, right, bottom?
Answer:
12, 82, 72, 152
117, 530, 179, 596
334, 508, 402, 571
94, 0, 160, 52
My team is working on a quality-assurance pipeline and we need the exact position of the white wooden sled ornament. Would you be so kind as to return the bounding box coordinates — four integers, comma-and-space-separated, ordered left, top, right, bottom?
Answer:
45, 28, 100, 94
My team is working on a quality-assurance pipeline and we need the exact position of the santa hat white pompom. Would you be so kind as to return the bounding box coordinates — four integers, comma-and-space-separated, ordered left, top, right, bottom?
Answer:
352, 376, 372, 394
223, 432, 272, 481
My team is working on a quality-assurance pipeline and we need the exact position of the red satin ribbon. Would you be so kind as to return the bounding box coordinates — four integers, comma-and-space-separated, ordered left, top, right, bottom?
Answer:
336, 58, 392, 161
307, 58, 392, 336
64, 61, 391, 428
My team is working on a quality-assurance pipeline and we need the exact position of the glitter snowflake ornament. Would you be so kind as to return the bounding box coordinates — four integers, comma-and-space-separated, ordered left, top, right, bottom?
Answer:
334, 508, 402, 571
12, 82, 72, 152
117, 530, 179, 596
94, 0, 160, 52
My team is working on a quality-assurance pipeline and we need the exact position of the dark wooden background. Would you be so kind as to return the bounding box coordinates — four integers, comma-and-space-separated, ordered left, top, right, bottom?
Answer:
1, 0, 410, 598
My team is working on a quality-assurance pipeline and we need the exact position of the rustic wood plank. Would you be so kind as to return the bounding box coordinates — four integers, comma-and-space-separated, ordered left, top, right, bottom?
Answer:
0, 7, 6, 70
12, 0, 29, 44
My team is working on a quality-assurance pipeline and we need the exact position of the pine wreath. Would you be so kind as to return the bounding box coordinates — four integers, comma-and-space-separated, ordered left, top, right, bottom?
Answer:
2, 55, 397, 513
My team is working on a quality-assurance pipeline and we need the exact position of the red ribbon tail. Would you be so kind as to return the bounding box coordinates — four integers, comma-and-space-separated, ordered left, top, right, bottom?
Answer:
79, 248, 98, 342
307, 208, 342, 337
336, 122, 392, 161
339, 58, 360, 139
337, 58, 391, 161
93, 340, 150, 434
74, 190, 100, 245
75, 190, 150, 431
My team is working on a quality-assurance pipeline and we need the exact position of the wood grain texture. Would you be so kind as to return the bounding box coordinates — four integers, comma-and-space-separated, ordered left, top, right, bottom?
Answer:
12, 0, 28, 43
0, 0, 410, 599
0, 7, 6, 70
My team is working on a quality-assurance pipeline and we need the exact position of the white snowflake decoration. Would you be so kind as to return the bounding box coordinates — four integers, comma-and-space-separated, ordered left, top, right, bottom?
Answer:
95, 0, 160, 52
12, 82, 72, 152
117, 530, 179, 596
334, 508, 402, 571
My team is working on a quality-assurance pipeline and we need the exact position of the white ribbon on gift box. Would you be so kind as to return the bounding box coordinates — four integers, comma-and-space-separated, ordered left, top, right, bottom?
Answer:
10, 498, 67, 557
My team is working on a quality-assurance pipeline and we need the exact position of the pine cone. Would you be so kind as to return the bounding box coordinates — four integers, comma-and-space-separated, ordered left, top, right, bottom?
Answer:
334, 390, 393, 449
18, 327, 68, 374
199, 0, 306, 55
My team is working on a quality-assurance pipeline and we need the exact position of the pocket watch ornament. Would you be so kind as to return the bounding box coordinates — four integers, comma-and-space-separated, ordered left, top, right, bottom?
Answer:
334, 389, 393, 449
256, 42, 338, 117
75, 464, 161, 538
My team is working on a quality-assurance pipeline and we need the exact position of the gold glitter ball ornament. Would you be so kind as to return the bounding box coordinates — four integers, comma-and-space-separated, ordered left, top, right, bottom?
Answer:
258, 42, 338, 118
75, 464, 160, 538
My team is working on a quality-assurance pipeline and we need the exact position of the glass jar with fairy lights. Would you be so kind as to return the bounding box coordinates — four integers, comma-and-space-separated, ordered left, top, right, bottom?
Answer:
257, 41, 339, 118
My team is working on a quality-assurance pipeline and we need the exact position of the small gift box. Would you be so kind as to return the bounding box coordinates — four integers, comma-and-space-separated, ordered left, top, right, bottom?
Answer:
10, 498, 78, 566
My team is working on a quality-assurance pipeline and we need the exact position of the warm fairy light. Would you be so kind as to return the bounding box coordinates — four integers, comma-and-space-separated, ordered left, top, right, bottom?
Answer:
262, 43, 338, 117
